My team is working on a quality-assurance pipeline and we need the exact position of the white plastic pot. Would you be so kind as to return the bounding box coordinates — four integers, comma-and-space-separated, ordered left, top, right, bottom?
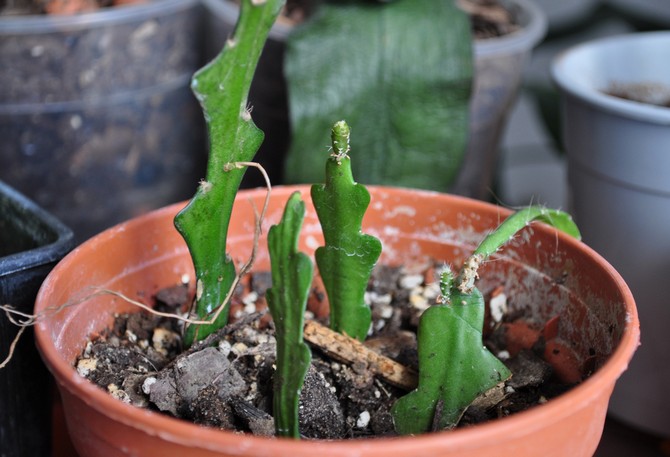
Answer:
552, 31, 670, 438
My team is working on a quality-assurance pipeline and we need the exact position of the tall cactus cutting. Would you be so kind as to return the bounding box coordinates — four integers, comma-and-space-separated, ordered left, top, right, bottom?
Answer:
392, 207, 581, 434
266, 192, 313, 438
311, 121, 382, 341
175, 0, 285, 347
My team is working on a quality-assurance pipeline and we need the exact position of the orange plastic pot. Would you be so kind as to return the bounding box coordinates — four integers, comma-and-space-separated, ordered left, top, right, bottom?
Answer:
35, 186, 639, 457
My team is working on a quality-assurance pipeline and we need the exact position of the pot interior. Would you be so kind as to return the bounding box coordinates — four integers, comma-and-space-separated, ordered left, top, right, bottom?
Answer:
38, 186, 632, 386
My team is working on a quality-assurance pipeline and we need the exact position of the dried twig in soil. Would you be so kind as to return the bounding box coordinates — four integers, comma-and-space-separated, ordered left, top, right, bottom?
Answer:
303, 320, 418, 391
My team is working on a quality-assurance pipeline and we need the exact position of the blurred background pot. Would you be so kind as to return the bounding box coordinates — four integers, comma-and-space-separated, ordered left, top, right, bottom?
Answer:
0, 0, 206, 243
552, 31, 670, 438
202, 0, 546, 199
451, 0, 547, 199
35, 186, 637, 456
1, 179, 74, 457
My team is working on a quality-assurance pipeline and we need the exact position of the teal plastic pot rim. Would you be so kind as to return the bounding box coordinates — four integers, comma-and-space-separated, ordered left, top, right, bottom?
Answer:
551, 31, 670, 125
203, 0, 547, 55
0, 0, 197, 35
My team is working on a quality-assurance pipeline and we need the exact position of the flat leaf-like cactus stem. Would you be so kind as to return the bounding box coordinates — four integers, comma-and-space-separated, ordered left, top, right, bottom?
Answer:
458, 206, 581, 295
392, 206, 581, 434
311, 121, 382, 341
175, 0, 286, 347
392, 286, 511, 434
266, 192, 313, 438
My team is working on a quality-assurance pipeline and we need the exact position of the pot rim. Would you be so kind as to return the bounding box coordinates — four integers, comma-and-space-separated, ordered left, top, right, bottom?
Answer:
0, 0, 198, 34
35, 185, 639, 453
551, 31, 670, 125
474, 0, 547, 58
202, 0, 547, 56
0, 180, 74, 275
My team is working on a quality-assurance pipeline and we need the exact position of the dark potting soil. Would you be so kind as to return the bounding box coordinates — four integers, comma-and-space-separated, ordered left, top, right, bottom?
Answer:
457, 0, 520, 39
77, 258, 577, 439
606, 83, 670, 108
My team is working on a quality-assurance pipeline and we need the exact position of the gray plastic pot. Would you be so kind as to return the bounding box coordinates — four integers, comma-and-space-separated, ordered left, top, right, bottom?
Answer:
552, 31, 670, 438
203, 0, 546, 199
0, 0, 206, 243
1, 180, 74, 457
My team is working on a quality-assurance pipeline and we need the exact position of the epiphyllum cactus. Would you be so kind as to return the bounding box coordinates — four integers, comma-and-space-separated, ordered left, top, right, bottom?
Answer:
266, 121, 381, 437
170, 0, 583, 437
175, 0, 285, 347
311, 121, 382, 341
266, 192, 313, 438
392, 207, 581, 434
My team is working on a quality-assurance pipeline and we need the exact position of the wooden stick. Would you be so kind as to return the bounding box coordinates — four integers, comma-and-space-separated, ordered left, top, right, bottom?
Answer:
303, 320, 418, 391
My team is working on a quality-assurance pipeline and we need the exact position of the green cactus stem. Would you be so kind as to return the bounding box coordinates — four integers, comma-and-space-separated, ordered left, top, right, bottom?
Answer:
392, 273, 511, 434
311, 121, 382, 341
392, 206, 581, 434
174, 0, 285, 347
266, 192, 313, 438
457, 207, 581, 295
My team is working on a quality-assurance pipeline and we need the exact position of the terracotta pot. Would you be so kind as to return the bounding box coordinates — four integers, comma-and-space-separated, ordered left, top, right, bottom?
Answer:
35, 186, 638, 457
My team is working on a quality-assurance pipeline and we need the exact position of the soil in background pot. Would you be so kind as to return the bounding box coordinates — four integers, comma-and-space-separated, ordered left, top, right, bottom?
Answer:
605, 82, 670, 108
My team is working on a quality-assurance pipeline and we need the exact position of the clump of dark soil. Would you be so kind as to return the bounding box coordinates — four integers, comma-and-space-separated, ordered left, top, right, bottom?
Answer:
77, 258, 577, 439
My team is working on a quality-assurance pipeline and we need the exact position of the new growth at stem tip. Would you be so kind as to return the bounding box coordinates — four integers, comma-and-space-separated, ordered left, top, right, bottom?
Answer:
330, 120, 350, 160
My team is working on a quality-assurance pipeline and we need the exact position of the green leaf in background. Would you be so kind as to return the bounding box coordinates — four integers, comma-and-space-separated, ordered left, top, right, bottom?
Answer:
311, 121, 382, 341
284, 0, 473, 191
267, 192, 313, 438
175, 0, 285, 347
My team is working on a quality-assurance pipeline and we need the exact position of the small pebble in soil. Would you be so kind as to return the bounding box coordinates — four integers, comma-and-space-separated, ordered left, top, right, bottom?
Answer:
356, 411, 371, 428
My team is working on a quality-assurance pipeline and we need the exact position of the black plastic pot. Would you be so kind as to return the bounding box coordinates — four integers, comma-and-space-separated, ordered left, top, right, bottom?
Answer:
0, 180, 74, 457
